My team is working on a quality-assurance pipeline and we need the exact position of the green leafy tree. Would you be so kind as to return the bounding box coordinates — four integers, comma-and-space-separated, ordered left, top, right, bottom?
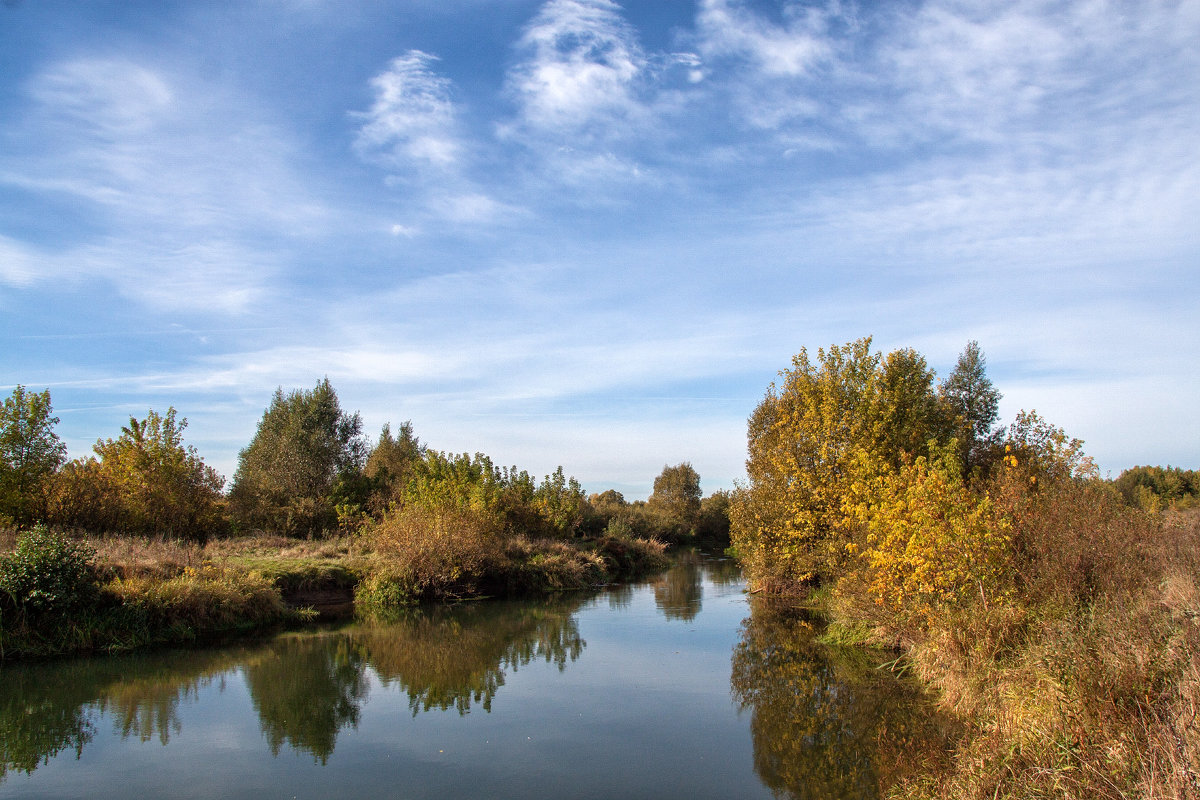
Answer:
938, 341, 1002, 475
648, 462, 702, 530
695, 490, 732, 547
0, 386, 67, 525
1112, 465, 1199, 512
230, 379, 367, 536
363, 421, 424, 512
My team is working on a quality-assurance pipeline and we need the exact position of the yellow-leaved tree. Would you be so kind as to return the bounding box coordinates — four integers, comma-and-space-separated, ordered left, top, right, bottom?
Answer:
730, 338, 949, 592
851, 443, 1012, 618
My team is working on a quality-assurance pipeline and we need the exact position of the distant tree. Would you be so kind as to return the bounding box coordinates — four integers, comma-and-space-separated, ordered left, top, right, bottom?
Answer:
649, 462, 702, 535
695, 490, 732, 547
938, 341, 1002, 475
0, 386, 66, 525
230, 379, 367, 536
1113, 465, 1199, 512
365, 422, 423, 489
532, 466, 587, 537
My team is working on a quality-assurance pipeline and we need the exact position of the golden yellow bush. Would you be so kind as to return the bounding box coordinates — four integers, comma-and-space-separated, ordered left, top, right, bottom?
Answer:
856, 448, 1012, 616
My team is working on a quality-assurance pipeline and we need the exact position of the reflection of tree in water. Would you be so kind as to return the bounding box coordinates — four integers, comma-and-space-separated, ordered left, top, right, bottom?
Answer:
0, 648, 245, 782
243, 635, 369, 764
0, 663, 95, 782
357, 595, 585, 716
701, 556, 744, 588
731, 599, 957, 800
603, 581, 634, 610
653, 552, 703, 621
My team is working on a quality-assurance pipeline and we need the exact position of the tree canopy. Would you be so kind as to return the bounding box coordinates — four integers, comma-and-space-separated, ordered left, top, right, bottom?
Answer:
230, 379, 367, 536
0, 386, 66, 525
938, 340, 1002, 473
731, 338, 951, 589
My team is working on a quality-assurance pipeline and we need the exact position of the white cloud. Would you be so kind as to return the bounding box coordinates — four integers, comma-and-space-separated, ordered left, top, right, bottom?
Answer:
0, 235, 38, 288
29, 59, 174, 135
505, 0, 648, 138
694, 0, 834, 78
354, 50, 463, 170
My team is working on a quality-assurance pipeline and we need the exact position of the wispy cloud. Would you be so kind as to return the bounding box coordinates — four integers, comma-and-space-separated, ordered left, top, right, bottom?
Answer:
694, 0, 834, 78
0, 57, 324, 312
354, 50, 517, 227
505, 0, 648, 140
354, 50, 464, 171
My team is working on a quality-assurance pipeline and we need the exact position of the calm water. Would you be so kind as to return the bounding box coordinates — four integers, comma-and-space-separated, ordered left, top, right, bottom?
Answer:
0, 555, 952, 799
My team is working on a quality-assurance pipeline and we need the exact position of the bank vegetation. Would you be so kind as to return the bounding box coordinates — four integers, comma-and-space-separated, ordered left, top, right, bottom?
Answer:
0, 381, 727, 659
730, 337, 1200, 800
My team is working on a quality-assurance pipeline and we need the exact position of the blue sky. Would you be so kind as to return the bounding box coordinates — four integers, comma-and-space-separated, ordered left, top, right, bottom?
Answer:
1, 0, 1197, 498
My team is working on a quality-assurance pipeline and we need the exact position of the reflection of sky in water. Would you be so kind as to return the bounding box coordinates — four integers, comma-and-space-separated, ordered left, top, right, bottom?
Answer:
1, 560, 947, 799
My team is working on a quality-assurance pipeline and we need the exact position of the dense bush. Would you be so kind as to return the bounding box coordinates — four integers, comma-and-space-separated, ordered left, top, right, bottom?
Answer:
0, 526, 99, 622
736, 338, 1200, 799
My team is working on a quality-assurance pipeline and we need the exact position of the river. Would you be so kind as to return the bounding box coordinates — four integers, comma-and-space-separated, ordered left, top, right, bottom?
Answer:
0, 554, 953, 799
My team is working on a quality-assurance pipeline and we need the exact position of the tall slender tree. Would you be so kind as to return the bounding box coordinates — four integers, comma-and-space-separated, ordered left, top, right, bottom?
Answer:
0, 386, 66, 525
938, 341, 1002, 475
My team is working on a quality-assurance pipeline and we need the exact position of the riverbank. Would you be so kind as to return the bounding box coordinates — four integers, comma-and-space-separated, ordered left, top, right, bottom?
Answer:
815, 505, 1200, 800
0, 528, 670, 660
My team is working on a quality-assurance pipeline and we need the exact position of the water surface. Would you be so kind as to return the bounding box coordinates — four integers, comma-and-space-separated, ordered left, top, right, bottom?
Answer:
0, 555, 951, 799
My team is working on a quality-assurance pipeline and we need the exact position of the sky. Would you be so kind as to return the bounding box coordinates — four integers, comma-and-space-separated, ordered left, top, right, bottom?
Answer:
1, 0, 1197, 499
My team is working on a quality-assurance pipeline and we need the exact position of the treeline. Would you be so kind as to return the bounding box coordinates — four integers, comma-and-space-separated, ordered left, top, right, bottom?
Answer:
731, 337, 1199, 799
2, 379, 730, 657
1114, 464, 1200, 512
0, 378, 727, 547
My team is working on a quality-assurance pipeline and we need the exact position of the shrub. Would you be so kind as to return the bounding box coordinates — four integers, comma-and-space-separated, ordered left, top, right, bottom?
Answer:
0, 526, 99, 621
368, 503, 504, 600
854, 446, 1013, 618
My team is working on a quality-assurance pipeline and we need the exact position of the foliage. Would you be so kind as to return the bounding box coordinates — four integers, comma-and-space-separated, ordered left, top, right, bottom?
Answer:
362, 420, 424, 513
399, 451, 585, 539
1113, 464, 1199, 512
230, 379, 367, 536
648, 462, 702, 535
366, 503, 505, 602
45, 409, 225, 539
0, 525, 98, 622
695, 490, 732, 547
852, 444, 1012, 617
1003, 409, 1097, 484
0, 386, 66, 526
731, 337, 949, 590
937, 340, 1002, 475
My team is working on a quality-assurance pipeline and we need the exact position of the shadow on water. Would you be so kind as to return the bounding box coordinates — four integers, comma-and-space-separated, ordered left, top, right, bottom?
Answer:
731, 597, 960, 800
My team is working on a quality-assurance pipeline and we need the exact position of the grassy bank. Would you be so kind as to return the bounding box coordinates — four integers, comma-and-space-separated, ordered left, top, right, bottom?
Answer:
824, 500, 1200, 800
0, 526, 669, 660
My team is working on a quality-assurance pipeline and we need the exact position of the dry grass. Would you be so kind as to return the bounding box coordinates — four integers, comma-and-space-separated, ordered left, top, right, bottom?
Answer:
104, 566, 286, 634
86, 534, 207, 579
872, 497, 1200, 800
